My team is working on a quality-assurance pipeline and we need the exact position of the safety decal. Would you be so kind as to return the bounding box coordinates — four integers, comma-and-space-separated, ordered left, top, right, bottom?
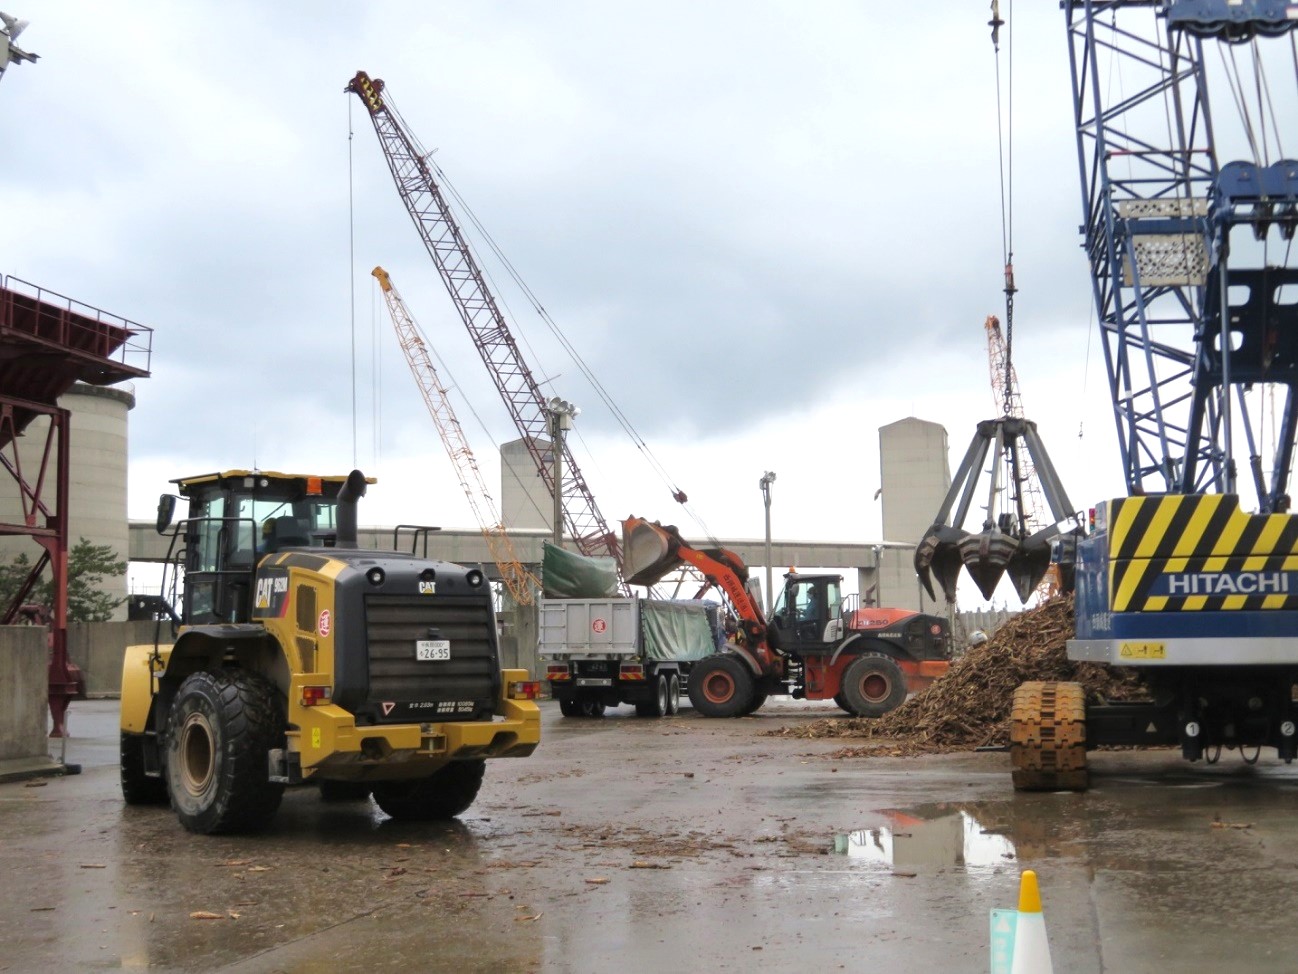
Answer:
318, 609, 332, 637
1108, 495, 1298, 612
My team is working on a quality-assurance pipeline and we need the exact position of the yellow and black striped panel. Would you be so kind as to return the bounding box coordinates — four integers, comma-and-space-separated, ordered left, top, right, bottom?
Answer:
1107, 495, 1298, 612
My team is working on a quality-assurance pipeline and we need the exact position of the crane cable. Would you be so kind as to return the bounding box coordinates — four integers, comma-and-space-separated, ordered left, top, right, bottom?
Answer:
990, 0, 1015, 416
382, 94, 695, 520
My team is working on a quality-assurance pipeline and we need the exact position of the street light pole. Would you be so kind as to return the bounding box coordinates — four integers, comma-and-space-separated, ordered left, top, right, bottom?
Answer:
759, 471, 776, 616
546, 397, 579, 548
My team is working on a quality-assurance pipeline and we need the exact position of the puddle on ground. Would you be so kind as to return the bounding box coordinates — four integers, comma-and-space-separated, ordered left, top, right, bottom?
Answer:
835, 808, 1015, 871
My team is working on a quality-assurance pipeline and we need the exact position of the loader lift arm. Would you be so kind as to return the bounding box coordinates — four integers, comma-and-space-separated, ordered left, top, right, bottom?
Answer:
622, 516, 778, 671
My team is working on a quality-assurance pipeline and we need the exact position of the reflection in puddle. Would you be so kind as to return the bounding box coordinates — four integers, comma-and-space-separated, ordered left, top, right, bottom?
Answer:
835, 810, 1015, 871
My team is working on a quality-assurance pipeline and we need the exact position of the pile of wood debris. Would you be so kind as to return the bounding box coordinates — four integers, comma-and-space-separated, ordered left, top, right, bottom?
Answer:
766, 594, 1147, 756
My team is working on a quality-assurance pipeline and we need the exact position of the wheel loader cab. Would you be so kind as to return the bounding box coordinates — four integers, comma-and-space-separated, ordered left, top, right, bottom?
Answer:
170, 471, 345, 625
770, 574, 842, 652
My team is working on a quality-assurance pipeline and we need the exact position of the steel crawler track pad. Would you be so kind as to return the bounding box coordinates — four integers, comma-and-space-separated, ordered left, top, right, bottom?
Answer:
914, 416, 1081, 604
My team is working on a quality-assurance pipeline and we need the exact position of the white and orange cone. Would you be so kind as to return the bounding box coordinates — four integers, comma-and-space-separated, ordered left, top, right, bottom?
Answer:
1009, 870, 1054, 974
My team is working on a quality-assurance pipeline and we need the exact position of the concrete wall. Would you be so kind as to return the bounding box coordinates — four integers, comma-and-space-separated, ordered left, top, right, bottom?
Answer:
0, 627, 49, 761
66, 620, 159, 697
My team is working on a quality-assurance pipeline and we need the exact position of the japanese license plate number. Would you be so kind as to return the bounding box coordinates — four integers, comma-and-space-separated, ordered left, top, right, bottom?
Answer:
416, 639, 451, 661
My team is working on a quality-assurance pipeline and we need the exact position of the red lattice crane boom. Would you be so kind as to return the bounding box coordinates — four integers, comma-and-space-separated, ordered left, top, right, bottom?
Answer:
372, 267, 541, 606
347, 71, 623, 579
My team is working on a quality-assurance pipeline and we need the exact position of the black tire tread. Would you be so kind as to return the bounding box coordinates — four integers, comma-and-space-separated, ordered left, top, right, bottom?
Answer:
372, 759, 486, 821
166, 669, 285, 834
120, 730, 168, 806
840, 653, 907, 717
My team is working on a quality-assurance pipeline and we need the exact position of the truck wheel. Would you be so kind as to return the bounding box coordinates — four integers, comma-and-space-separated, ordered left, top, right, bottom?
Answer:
120, 731, 168, 806
318, 780, 372, 802
558, 698, 583, 718
372, 759, 486, 821
165, 669, 285, 835
666, 673, 681, 715
687, 656, 754, 718
579, 700, 606, 718
840, 654, 907, 717
635, 673, 671, 718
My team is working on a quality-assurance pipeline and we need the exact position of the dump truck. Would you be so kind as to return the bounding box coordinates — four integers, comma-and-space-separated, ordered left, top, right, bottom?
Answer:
539, 596, 719, 717
119, 469, 541, 834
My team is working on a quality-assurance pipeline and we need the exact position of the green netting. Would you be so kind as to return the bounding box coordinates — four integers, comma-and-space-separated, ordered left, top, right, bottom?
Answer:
541, 542, 619, 598
640, 600, 717, 662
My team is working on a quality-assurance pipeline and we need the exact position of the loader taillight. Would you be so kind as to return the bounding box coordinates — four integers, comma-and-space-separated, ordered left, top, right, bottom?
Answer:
508, 680, 542, 700
546, 664, 572, 681
619, 663, 645, 681
301, 685, 332, 706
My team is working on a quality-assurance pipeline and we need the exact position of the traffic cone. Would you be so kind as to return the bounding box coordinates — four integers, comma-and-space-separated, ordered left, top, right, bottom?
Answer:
1009, 870, 1054, 974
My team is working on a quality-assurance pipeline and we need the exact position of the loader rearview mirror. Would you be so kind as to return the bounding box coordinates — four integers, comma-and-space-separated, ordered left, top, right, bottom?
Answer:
155, 494, 177, 534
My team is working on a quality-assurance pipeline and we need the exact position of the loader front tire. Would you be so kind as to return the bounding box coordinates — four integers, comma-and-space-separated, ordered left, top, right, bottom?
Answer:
840, 654, 907, 717
165, 669, 285, 835
687, 655, 754, 718
372, 759, 487, 821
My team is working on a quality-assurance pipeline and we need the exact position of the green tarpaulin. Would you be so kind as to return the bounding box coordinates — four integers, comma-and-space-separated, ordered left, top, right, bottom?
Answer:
640, 600, 716, 662
541, 543, 619, 599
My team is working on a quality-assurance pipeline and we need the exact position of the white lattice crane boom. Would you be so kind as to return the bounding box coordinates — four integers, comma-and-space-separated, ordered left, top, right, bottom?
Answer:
373, 266, 540, 606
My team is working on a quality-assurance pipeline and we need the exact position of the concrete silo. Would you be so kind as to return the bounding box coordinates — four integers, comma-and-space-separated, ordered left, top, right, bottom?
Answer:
0, 381, 135, 621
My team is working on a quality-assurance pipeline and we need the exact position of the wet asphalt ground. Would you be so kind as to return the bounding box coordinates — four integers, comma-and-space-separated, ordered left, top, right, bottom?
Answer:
3, 698, 1298, 973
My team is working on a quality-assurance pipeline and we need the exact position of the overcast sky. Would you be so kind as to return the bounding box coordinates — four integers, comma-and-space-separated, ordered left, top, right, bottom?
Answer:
3, 2, 1143, 606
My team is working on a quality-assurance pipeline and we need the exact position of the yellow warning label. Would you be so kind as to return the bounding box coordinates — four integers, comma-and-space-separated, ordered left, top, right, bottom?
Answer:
1119, 642, 1166, 660
311, 727, 322, 749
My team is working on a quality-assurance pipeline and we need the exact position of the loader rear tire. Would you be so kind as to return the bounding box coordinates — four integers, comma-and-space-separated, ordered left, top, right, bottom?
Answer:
120, 731, 168, 806
372, 759, 486, 821
840, 654, 907, 717
165, 669, 285, 835
687, 655, 754, 718
742, 690, 769, 715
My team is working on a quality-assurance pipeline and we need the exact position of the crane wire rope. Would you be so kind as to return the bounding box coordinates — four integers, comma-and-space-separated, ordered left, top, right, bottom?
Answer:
990, 0, 1015, 417
348, 95, 359, 467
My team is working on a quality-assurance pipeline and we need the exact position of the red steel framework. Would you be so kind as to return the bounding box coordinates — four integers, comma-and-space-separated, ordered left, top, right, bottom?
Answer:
346, 71, 624, 577
0, 275, 152, 741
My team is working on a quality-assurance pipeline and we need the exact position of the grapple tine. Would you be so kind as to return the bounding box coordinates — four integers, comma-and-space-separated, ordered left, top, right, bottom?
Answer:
1005, 541, 1052, 602
958, 529, 1018, 601
915, 524, 969, 603
930, 543, 967, 603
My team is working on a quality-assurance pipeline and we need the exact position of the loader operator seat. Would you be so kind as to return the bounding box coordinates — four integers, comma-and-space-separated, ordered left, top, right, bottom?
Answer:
263, 515, 311, 554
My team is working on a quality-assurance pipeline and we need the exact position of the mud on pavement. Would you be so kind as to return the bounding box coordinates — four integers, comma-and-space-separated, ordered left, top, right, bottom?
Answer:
4, 698, 1298, 973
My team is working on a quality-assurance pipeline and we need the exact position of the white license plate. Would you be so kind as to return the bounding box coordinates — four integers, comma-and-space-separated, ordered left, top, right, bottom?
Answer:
416, 639, 451, 661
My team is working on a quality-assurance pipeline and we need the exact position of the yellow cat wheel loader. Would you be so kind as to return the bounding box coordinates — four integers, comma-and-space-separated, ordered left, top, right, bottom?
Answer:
119, 469, 540, 834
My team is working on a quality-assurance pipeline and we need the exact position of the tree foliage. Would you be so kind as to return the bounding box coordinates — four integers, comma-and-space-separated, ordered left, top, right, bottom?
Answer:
0, 538, 126, 623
